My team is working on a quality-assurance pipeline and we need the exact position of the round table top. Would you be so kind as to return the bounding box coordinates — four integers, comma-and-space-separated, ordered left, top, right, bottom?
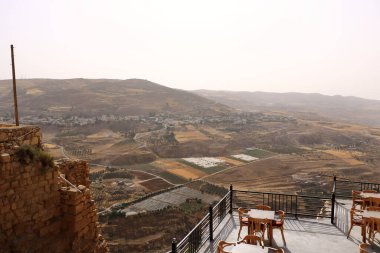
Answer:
230, 243, 269, 253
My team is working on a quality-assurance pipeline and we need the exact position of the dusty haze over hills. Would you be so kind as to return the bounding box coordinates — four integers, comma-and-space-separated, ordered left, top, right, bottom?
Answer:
193, 90, 380, 127
1, 0, 380, 100
0, 79, 231, 117
1, 78, 380, 128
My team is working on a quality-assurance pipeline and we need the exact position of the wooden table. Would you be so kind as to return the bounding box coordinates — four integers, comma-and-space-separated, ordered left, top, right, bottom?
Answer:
360, 193, 380, 199
231, 244, 269, 253
360, 192, 380, 209
361, 210, 380, 242
248, 209, 275, 220
247, 209, 275, 246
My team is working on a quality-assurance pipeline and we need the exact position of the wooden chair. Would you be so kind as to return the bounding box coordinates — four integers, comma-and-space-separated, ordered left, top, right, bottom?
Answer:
352, 190, 364, 210
248, 217, 271, 242
256, 205, 272, 210
362, 190, 378, 208
359, 243, 371, 253
367, 206, 380, 212
237, 234, 263, 247
217, 240, 235, 253
268, 248, 285, 253
371, 197, 380, 207
237, 207, 249, 239
363, 190, 378, 193
272, 210, 286, 245
369, 217, 380, 244
347, 208, 363, 238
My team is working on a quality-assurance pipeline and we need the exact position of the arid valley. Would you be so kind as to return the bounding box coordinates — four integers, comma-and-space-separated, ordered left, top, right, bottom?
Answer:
1, 78, 380, 252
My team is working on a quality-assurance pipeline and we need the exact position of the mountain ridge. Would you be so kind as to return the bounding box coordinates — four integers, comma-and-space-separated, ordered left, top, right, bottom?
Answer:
192, 89, 380, 127
0, 78, 232, 117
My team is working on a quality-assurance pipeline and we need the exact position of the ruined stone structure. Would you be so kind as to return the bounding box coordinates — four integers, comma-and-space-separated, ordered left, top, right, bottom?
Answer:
58, 160, 91, 188
0, 125, 108, 253
0, 124, 42, 153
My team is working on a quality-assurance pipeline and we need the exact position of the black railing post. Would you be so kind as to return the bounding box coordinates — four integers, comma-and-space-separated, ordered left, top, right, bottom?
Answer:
209, 204, 214, 241
229, 184, 233, 214
295, 196, 298, 219
331, 175, 336, 224
171, 238, 177, 253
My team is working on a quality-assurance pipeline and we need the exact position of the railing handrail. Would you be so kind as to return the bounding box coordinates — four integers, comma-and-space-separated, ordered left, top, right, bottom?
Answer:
171, 176, 380, 252
174, 190, 231, 253
176, 213, 210, 246
212, 192, 230, 211
335, 178, 380, 185
233, 189, 331, 200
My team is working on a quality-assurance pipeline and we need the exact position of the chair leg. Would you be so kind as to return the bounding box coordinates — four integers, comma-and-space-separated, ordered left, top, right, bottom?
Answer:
238, 225, 242, 240
280, 227, 286, 245
347, 224, 353, 239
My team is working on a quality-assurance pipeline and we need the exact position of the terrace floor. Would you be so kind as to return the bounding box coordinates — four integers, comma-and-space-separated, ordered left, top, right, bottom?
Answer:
199, 200, 380, 253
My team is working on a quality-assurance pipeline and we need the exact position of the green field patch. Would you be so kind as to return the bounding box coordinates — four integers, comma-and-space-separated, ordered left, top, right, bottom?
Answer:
245, 148, 275, 158
266, 146, 306, 154
158, 171, 188, 185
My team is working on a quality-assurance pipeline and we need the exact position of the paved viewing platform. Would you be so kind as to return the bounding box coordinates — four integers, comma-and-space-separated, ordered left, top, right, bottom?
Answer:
169, 178, 380, 253
198, 199, 380, 253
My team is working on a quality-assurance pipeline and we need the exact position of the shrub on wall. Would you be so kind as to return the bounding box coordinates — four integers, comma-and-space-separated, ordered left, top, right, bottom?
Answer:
15, 145, 54, 170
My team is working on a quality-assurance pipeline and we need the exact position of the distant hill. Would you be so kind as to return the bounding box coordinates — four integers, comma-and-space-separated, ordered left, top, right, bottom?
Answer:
192, 90, 380, 127
0, 79, 231, 117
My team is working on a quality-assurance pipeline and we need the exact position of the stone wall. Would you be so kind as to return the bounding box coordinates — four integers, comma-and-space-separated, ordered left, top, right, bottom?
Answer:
0, 125, 42, 154
0, 150, 108, 252
58, 160, 91, 188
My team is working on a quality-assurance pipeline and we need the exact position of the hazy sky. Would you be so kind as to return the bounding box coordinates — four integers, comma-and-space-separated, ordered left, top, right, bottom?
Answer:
1, 0, 380, 100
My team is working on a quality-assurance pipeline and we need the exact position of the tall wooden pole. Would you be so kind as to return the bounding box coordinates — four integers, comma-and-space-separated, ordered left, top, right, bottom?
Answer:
11, 44, 19, 126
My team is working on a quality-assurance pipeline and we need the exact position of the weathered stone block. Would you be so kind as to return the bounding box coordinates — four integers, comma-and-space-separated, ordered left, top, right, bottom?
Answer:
0, 153, 10, 163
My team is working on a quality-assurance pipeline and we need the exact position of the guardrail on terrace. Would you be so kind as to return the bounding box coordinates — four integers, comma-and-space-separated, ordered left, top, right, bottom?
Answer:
335, 177, 380, 198
170, 186, 233, 253
169, 176, 380, 253
233, 190, 332, 219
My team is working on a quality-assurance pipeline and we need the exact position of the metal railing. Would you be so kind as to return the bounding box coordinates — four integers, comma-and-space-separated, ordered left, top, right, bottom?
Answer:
169, 176, 380, 253
335, 177, 380, 198
233, 190, 333, 219
171, 186, 232, 253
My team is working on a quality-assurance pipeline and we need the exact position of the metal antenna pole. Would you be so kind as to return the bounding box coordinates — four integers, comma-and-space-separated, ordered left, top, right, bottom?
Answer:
11, 45, 19, 126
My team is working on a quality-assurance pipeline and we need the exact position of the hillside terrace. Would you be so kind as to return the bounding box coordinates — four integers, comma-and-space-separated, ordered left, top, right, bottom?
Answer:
167, 177, 380, 253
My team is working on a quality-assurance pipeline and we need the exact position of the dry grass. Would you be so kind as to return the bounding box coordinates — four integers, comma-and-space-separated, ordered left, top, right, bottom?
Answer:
217, 157, 245, 166
167, 168, 205, 180
26, 88, 44, 95
126, 88, 149, 93
175, 125, 209, 143
323, 150, 364, 165
201, 126, 231, 139
87, 129, 121, 139
205, 152, 368, 193
48, 106, 72, 112
153, 160, 206, 179
139, 178, 173, 192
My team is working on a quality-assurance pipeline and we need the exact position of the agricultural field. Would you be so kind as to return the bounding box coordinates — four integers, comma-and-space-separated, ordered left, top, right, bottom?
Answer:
206, 150, 380, 196
200, 126, 232, 139
182, 157, 225, 168
231, 154, 258, 162
245, 148, 276, 158
153, 159, 207, 180
121, 186, 221, 214
139, 178, 172, 192
174, 125, 210, 143
323, 149, 365, 166
217, 156, 246, 166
